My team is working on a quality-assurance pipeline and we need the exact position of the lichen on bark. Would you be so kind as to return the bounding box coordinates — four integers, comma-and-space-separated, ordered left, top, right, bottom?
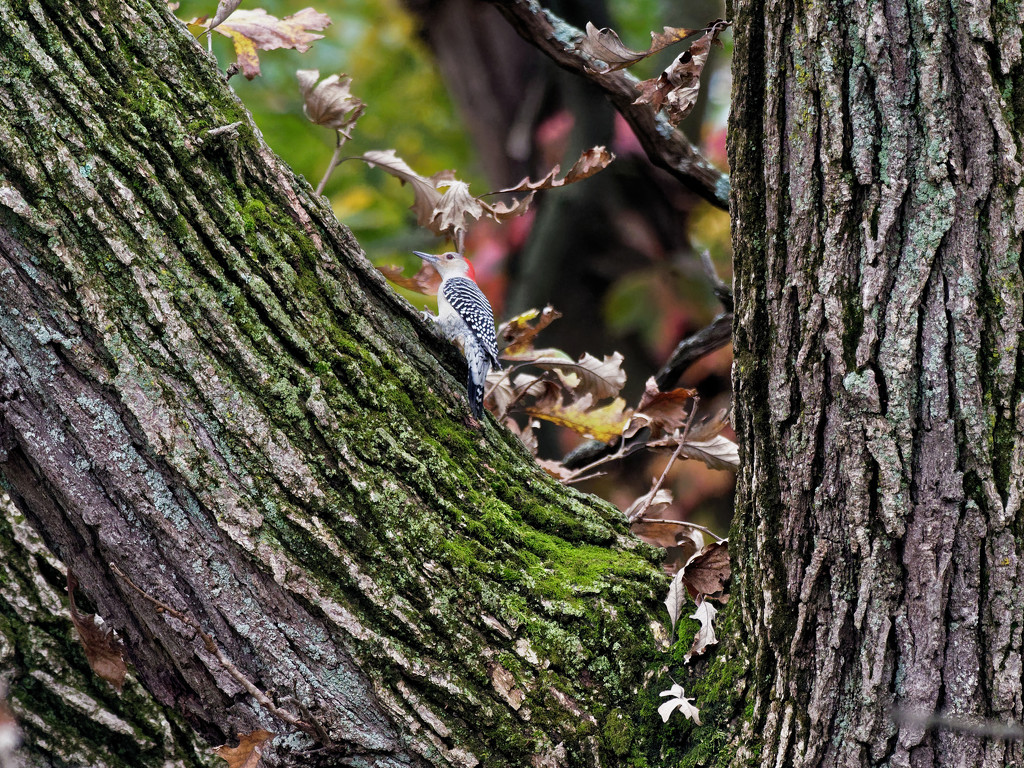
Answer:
729, 0, 1024, 762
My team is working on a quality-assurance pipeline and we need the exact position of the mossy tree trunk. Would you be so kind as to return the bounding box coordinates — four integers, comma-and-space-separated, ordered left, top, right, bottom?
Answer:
730, 0, 1024, 763
0, 1, 670, 765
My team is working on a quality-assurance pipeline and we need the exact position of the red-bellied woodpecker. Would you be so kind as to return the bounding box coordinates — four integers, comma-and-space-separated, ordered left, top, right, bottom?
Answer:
413, 250, 500, 419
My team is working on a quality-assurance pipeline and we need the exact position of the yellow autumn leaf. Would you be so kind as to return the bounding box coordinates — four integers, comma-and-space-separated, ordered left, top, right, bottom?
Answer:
524, 395, 631, 442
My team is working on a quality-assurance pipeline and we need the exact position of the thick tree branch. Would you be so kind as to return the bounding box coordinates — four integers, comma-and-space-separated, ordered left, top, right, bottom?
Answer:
485, 0, 730, 210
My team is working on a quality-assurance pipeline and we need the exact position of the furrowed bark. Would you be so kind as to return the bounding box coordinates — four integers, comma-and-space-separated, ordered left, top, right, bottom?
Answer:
730, 0, 1024, 763
0, 1, 670, 765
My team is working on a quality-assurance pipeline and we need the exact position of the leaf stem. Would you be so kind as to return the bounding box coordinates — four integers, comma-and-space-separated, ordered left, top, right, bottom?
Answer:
315, 130, 345, 196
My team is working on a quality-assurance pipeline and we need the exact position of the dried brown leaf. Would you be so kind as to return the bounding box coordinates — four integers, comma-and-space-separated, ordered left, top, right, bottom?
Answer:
67, 571, 127, 692
625, 377, 697, 438
535, 457, 575, 480
377, 263, 440, 295
578, 22, 701, 72
499, 146, 614, 192
680, 435, 739, 470
631, 518, 685, 549
504, 417, 540, 456
362, 152, 534, 246
361, 150, 445, 228
633, 19, 730, 124
624, 486, 673, 522
296, 70, 365, 133
197, 8, 331, 79
497, 306, 562, 355
525, 351, 627, 401
212, 729, 276, 768
208, 0, 243, 31
487, 371, 557, 416
682, 541, 730, 599
686, 408, 731, 442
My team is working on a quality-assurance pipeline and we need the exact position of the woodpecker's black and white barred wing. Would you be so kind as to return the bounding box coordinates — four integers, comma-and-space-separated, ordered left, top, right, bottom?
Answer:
442, 277, 501, 366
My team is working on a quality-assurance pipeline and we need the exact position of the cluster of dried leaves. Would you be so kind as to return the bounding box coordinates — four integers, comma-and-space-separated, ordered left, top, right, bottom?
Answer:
579, 19, 732, 126
483, 307, 737, 480
362, 146, 613, 252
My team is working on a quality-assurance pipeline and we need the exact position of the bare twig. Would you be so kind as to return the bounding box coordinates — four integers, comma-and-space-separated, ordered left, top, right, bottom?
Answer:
484, 0, 729, 210
561, 439, 631, 484
629, 517, 726, 542
315, 131, 346, 196
628, 400, 699, 521
700, 250, 733, 310
109, 563, 320, 739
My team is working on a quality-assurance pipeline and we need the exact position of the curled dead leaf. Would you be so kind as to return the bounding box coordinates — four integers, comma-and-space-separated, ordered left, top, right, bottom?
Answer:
212, 729, 276, 768
296, 70, 365, 135
497, 306, 562, 355
684, 598, 719, 663
361, 151, 535, 248
499, 146, 615, 192
682, 540, 730, 600
193, 8, 331, 80
680, 435, 739, 470
67, 571, 128, 692
624, 377, 696, 438
578, 22, 702, 72
508, 351, 627, 402
633, 19, 731, 125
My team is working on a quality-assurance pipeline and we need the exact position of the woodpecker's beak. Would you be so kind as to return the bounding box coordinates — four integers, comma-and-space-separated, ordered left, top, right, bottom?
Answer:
412, 250, 439, 264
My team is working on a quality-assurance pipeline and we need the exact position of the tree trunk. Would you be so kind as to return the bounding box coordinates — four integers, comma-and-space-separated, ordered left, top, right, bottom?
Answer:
730, 0, 1024, 763
0, 1, 669, 765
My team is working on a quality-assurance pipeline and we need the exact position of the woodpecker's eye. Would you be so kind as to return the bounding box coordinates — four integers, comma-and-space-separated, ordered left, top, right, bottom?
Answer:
445, 253, 455, 260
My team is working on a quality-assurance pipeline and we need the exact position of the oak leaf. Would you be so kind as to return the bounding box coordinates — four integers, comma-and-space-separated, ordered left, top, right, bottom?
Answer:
579, 22, 701, 72
361, 151, 534, 249
684, 598, 719, 663
624, 377, 696, 438
509, 351, 627, 402
634, 20, 730, 125
658, 683, 701, 724
497, 306, 562, 355
682, 540, 730, 599
499, 146, 615, 192
680, 435, 739, 470
212, 729, 276, 768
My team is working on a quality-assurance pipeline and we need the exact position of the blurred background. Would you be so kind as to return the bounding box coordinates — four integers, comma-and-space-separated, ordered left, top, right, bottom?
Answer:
173, 0, 735, 547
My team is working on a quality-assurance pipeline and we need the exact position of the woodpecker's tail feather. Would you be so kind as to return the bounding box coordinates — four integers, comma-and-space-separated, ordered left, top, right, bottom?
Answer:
467, 374, 484, 418
466, 354, 492, 419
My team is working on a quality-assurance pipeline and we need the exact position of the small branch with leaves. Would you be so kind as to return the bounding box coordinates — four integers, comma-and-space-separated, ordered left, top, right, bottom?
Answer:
483, 0, 731, 210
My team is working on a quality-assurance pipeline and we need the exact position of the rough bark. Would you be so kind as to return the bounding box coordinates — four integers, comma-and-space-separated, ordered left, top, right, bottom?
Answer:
0, 1, 671, 765
730, 0, 1024, 763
